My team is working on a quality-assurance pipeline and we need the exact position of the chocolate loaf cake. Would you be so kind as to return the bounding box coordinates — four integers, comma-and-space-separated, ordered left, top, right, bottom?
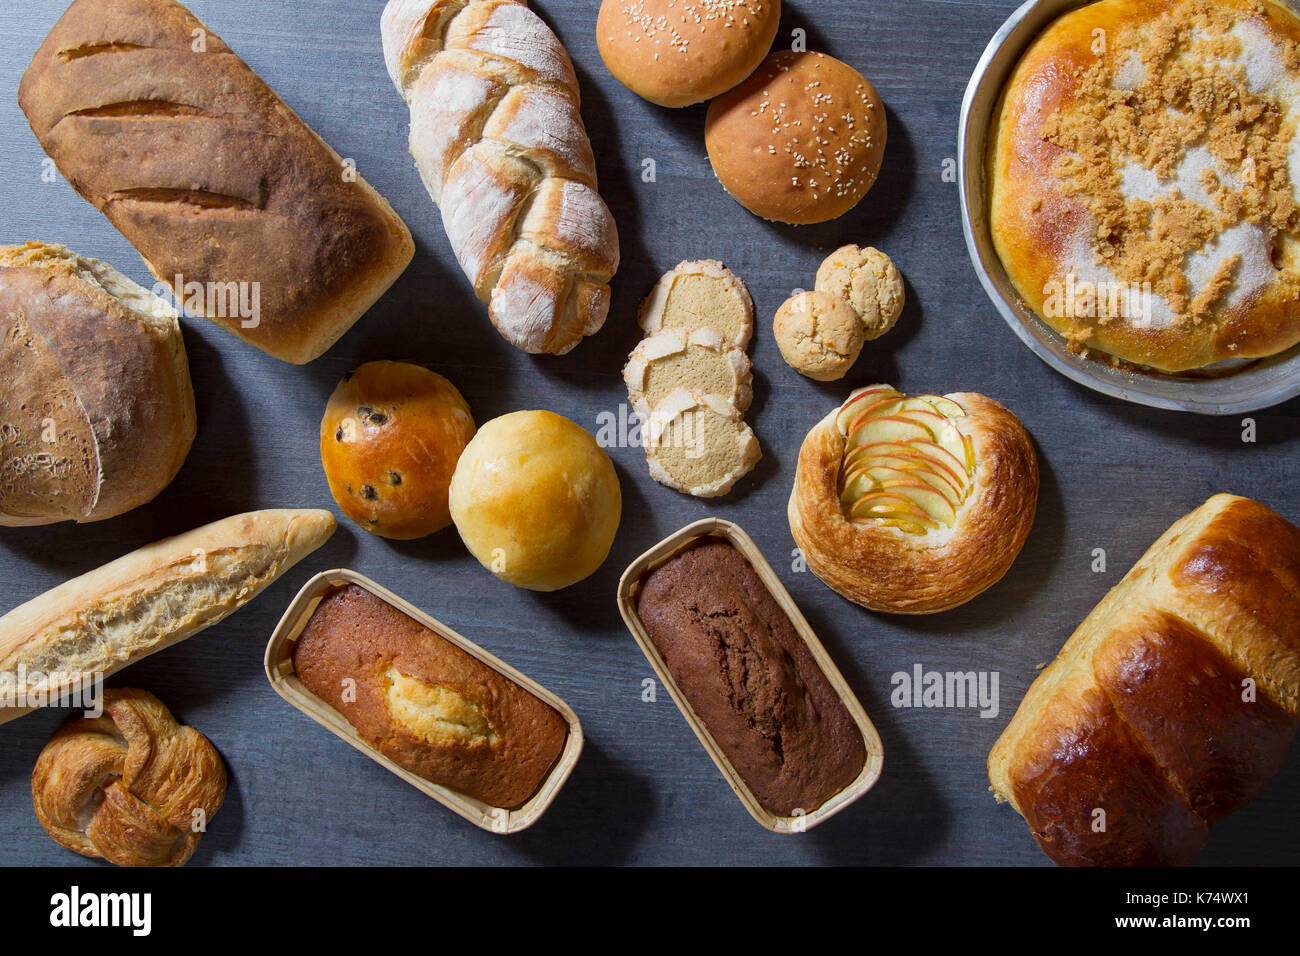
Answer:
636, 538, 866, 815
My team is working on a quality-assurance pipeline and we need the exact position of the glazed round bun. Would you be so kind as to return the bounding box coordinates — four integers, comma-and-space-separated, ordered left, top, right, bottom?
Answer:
449, 410, 621, 591
789, 385, 1038, 614
705, 50, 887, 224
597, 0, 781, 108
321, 361, 476, 540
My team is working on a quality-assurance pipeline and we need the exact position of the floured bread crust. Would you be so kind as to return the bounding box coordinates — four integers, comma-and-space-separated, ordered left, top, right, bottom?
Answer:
990, 0, 1300, 372
383, 0, 619, 355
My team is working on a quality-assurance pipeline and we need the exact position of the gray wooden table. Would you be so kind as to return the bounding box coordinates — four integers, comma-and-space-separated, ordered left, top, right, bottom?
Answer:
0, 0, 1296, 867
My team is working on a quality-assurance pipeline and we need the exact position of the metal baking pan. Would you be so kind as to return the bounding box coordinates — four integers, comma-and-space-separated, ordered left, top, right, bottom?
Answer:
616, 518, 884, 833
264, 568, 583, 835
959, 0, 1300, 415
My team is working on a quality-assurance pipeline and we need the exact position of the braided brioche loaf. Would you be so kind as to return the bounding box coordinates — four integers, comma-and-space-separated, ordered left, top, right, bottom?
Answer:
989, 494, 1300, 865
382, 0, 620, 355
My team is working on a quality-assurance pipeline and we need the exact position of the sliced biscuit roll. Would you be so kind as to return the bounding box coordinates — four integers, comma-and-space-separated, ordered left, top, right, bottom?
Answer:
637, 259, 754, 348
623, 327, 753, 423
644, 389, 761, 498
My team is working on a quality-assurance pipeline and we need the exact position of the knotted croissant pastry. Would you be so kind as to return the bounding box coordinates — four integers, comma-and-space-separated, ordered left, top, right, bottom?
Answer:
381, 0, 619, 354
789, 385, 1038, 614
31, 688, 226, 867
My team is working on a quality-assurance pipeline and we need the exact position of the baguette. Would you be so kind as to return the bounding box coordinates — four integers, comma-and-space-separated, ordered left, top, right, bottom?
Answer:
988, 494, 1300, 865
381, 0, 619, 355
19, 0, 414, 364
0, 509, 336, 726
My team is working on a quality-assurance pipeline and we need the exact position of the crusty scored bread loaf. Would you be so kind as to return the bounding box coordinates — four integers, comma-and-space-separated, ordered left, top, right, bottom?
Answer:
0, 509, 336, 726
989, 494, 1300, 865
0, 242, 195, 525
382, 0, 619, 354
19, 0, 415, 364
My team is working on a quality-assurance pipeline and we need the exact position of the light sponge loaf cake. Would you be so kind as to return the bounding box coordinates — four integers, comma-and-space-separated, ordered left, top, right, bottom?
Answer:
292, 583, 569, 809
623, 327, 753, 422
989, 0, 1300, 371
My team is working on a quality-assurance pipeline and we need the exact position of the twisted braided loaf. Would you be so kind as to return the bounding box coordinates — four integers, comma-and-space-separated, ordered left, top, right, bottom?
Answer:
382, 0, 620, 354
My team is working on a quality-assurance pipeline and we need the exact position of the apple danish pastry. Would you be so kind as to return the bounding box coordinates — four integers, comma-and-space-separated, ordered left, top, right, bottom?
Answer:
789, 385, 1039, 614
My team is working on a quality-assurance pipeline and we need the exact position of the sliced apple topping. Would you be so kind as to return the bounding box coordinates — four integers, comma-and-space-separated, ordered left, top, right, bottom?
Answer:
835, 386, 976, 533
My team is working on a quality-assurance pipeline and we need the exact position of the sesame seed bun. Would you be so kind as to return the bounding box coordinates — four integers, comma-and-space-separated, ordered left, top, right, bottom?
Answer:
704, 50, 887, 224
597, 0, 781, 108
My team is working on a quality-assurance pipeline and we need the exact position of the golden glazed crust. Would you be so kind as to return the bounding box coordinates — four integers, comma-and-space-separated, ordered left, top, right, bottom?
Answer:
987, 495, 1300, 865
320, 361, 475, 540
989, 0, 1300, 372
788, 392, 1039, 614
448, 410, 621, 591
705, 51, 887, 225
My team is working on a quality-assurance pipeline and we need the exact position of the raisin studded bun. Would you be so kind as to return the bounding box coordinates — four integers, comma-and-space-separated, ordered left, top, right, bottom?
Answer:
320, 361, 475, 539
705, 50, 887, 224
789, 385, 1039, 614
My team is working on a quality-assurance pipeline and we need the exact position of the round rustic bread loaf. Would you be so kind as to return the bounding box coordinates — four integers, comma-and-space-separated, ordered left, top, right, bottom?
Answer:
0, 242, 195, 526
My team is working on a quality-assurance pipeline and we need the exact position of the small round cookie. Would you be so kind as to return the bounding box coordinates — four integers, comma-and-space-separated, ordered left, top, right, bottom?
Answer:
773, 291, 865, 381
623, 327, 753, 422
705, 51, 887, 224
637, 259, 754, 348
815, 245, 904, 339
321, 361, 475, 540
597, 0, 782, 108
644, 389, 761, 498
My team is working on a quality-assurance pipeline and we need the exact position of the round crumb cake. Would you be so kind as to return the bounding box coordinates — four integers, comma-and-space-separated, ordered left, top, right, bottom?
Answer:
989, 0, 1300, 372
